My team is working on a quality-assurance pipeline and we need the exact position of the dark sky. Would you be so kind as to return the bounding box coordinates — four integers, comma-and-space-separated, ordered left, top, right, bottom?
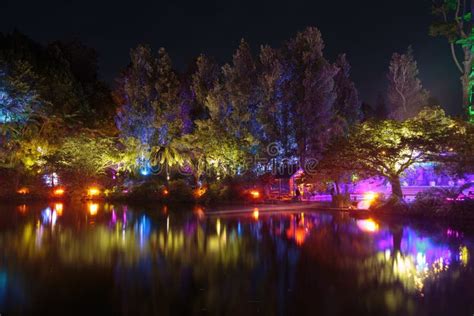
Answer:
0, 0, 462, 114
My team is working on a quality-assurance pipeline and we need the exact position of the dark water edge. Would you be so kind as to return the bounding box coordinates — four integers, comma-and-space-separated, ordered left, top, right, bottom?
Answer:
0, 201, 474, 315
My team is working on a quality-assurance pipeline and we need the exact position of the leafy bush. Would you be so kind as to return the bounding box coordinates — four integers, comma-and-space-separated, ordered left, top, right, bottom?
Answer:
126, 181, 162, 201
410, 188, 446, 214
167, 179, 194, 203
409, 187, 474, 218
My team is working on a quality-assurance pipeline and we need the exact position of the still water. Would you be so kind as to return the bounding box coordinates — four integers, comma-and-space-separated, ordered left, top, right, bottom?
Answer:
0, 202, 473, 315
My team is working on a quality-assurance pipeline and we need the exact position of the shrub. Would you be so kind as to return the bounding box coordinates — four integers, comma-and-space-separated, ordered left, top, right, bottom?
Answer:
127, 181, 162, 201
167, 179, 194, 203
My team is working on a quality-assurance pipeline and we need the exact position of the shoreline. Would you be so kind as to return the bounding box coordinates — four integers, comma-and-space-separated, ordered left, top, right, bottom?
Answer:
3, 197, 474, 232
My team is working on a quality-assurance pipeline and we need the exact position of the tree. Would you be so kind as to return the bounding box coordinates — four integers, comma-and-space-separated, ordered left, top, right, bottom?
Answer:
220, 39, 258, 140
114, 44, 158, 145
45, 132, 120, 190
312, 137, 372, 198
321, 107, 460, 200
154, 47, 182, 145
284, 27, 338, 162
387, 47, 429, 120
181, 120, 249, 183
333, 54, 361, 127
191, 54, 220, 120
0, 31, 115, 129
0, 59, 58, 171
430, 0, 473, 115
438, 120, 474, 175
256, 45, 294, 158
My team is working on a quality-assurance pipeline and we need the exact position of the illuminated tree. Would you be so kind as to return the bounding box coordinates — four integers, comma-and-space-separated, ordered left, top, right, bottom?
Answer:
114, 44, 158, 145
430, 0, 473, 116
154, 47, 182, 144
181, 120, 249, 182
256, 45, 294, 158
387, 47, 429, 120
284, 27, 338, 162
322, 107, 459, 200
191, 54, 219, 119
220, 39, 258, 140
0, 59, 56, 171
114, 45, 187, 177
50, 133, 119, 178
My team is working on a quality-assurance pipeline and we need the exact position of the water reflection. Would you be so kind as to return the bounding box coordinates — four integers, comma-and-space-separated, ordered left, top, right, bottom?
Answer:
0, 203, 473, 315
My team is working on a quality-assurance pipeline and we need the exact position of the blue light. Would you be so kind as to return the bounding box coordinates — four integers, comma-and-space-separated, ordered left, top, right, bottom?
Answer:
140, 167, 150, 176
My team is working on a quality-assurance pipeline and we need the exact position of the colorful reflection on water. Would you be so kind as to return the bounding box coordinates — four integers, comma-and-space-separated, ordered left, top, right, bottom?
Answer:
0, 203, 473, 315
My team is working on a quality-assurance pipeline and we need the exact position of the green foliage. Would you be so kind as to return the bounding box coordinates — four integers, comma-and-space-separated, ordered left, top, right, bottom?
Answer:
318, 107, 460, 199
181, 120, 250, 181
48, 133, 119, 177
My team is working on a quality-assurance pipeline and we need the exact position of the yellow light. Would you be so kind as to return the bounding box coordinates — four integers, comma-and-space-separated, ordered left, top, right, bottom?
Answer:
53, 188, 65, 196
88, 187, 100, 196
88, 203, 99, 215
54, 203, 63, 215
250, 190, 260, 199
216, 218, 221, 235
357, 219, 379, 233
460, 246, 469, 267
17, 187, 29, 195
363, 191, 377, 202
253, 208, 259, 220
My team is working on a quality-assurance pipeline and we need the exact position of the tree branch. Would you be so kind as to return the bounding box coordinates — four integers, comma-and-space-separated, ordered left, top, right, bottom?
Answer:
450, 42, 465, 73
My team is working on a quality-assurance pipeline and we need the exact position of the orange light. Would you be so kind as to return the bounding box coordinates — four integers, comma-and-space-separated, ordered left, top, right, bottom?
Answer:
357, 219, 379, 233
194, 206, 205, 219
88, 203, 99, 215
253, 208, 259, 220
17, 204, 27, 213
250, 190, 260, 199
53, 188, 65, 196
193, 186, 207, 198
88, 187, 100, 196
163, 189, 169, 196
294, 227, 306, 246
17, 187, 29, 195
54, 203, 63, 215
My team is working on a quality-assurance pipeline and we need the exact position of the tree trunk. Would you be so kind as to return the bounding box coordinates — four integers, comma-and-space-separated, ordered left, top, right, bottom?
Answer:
389, 175, 403, 200
461, 48, 473, 117
334, 181, 340, 195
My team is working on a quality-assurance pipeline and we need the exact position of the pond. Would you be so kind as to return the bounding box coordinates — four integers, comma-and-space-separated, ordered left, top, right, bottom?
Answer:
0, 202, 473, 315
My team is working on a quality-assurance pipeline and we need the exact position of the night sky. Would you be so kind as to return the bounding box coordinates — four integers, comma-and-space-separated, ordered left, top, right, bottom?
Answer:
0, 0, 462, 114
